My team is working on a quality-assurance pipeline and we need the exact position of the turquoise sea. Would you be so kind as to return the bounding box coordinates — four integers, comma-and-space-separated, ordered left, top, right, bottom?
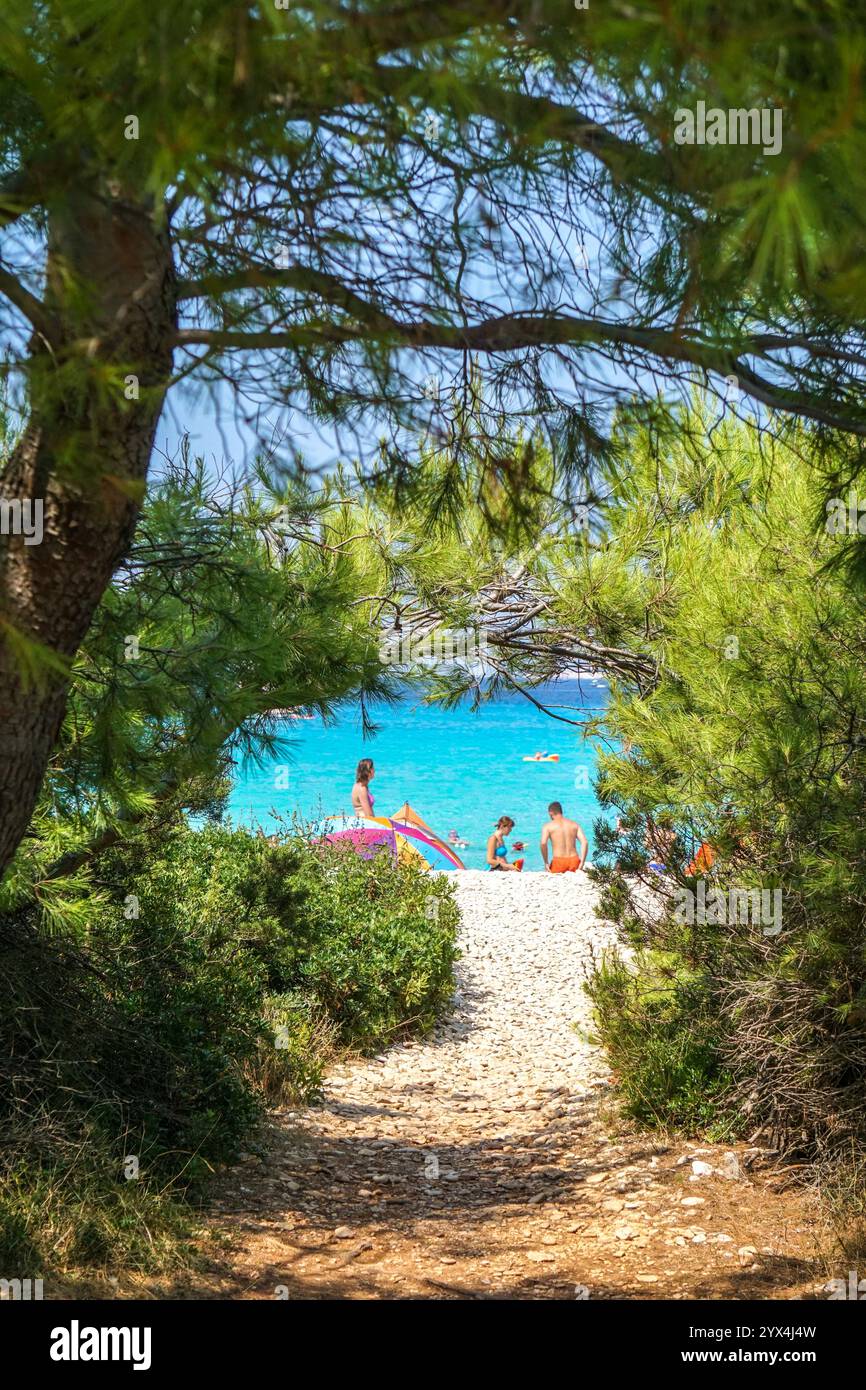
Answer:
226, 678, 611, 870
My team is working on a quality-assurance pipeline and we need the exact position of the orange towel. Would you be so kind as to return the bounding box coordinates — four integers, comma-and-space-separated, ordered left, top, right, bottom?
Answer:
686, 842, 716, 875
550, 856, 582, 873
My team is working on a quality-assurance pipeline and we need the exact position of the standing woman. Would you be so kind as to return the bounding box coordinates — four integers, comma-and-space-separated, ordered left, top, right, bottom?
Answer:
351, 758, 376, 819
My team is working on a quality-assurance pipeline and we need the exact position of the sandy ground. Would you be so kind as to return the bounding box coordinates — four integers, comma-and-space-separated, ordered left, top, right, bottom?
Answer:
149, 870, 824, 1299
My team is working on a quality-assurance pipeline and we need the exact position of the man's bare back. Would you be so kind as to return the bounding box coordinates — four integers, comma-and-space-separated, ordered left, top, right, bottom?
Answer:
540, 803, 588, 872
543, 816, 580, 857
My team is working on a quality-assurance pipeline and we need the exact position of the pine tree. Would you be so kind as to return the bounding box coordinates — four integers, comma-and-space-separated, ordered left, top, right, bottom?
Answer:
2, 1, 866, 870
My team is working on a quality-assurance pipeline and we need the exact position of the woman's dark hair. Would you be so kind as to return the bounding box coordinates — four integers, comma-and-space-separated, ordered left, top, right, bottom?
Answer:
355, 758, 375, 785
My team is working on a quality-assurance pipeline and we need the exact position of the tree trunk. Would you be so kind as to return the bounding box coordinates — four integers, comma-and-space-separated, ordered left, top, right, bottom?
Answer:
0, 189, 176, 876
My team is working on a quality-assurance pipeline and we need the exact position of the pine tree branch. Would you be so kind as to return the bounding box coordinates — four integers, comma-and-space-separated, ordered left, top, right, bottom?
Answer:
366, 63, 682, 212
174, 310, 866, 437
0, 264, 61, 342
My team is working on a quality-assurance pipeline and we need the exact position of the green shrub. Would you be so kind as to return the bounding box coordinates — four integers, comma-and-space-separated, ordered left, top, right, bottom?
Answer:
88, 822, 459, 1160
583, 409, 866, 1166
251, 992, 335, 1105
283, 840, 460, 1049
0, 820, 459, 1280
0, 1150, 199, 1279
0, 916, 202, 1277
586, 951, 734, 1133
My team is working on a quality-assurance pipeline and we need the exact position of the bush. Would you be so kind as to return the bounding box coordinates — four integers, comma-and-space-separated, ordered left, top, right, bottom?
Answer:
0, 820, 459, 1278
283, 839, 460, 1049
0, 1151, 199, 1280
586, 951, 734, 1133
582, 408, 866, 1171
0, 913, 203, 1278
251, 993, 336, 1105
87, 822, 458, 1162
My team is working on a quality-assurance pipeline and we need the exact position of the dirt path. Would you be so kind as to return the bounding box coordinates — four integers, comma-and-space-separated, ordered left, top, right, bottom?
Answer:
185, 872, 822, 1300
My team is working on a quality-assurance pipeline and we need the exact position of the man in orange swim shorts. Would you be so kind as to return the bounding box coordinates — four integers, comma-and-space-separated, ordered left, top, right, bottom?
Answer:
540, 801, 588, 873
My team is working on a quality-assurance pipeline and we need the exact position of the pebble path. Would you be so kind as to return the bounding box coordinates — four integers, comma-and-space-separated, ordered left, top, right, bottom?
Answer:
200, 871, 820, 1300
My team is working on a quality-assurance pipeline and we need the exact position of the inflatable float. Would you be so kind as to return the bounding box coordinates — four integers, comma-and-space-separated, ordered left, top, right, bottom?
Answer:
522, 753, 559, 762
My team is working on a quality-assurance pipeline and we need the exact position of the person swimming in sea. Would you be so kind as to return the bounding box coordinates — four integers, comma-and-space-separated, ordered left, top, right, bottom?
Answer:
351, 757, 376, 818
487, 816, 524, 872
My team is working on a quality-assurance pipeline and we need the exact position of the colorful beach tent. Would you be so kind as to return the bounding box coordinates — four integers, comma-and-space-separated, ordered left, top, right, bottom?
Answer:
311, 813, 397, 858
311, 805, 464, 871
389, 802, 465, 871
